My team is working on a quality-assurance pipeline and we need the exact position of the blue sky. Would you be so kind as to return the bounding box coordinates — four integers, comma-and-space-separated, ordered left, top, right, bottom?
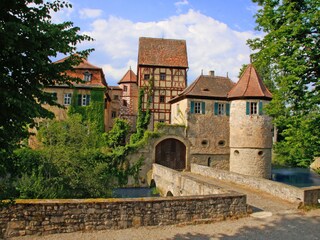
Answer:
51, 0, 261, 86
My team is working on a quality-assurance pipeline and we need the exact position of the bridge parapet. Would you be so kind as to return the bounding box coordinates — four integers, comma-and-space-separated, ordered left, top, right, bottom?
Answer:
152, 163, 230, 197
191, 163, 320, 206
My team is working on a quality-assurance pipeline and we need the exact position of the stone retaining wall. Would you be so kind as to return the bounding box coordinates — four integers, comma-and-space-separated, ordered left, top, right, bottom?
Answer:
191, 163, 320, 205
1, 194, 248, 238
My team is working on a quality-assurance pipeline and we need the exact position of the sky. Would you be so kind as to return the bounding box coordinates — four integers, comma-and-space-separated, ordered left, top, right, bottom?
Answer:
51, 0, 262, 86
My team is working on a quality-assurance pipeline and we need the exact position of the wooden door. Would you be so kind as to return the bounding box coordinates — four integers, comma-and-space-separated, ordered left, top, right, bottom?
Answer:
155, 138, 186, 170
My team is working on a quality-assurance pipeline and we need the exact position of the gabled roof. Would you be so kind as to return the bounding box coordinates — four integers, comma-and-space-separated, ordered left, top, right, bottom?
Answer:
138, 37, 188, 68
228, 64, 272, 100
55, 56, 102, 70
118, 69, 137, 84
169, 74, 235, 103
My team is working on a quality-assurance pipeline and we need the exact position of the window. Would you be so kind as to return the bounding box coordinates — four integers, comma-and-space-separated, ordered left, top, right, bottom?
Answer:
160, 73, 166, 80
160, 95, 165, 103
114, 95, 119, 100
194, 102, 201, 113
159, 119, 165, 123
250, 102, 258, 114
83, 71, 92, 82
49, 92, 57, 101
190, 101, 205, 114
77, 94, 90, 106
123, 86, 128, 92
218, 103, 225, 115
177, 104, 180, 116
111, 111, 117, 118
144, 74, 150, 80
63, 93, 72, 105
246, 101, 263, 115
214, 102, 230, 116
123, 100, 127, 106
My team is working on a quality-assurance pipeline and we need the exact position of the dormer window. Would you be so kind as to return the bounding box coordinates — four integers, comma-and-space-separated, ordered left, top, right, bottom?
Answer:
83, 71, 92, 82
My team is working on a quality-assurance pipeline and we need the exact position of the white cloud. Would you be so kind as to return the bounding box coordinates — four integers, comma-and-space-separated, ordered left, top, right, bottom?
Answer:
49, 3, 74, 23
174, 0, 189, 13
79, 8, 103, 19
84, 10, 261, 85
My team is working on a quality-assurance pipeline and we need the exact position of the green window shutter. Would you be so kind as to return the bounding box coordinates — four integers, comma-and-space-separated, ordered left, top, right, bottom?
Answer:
226, 103, 230, 116
86, 95, 91, 106
190, 101, 194, 113
259, 101, 263, 115
201, 102, 205, 114
214, 102, 218, 115
78, 94, 82, 106
246, 101, 250, 115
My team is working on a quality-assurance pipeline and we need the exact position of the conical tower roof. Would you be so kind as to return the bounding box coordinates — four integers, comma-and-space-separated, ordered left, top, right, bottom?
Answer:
118, 68, 137, 84
228, 64, 272, 100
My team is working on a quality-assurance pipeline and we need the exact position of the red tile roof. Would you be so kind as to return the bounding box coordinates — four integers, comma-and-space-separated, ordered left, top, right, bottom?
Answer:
169, 74, 235, 103
138, 37, 188, 68
55, 56, 102, 70
118, 69, 137, 84
228, 64, 272, 100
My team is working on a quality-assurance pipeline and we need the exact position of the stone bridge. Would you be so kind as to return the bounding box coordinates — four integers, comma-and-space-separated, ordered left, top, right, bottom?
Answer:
152, 163, 320, 208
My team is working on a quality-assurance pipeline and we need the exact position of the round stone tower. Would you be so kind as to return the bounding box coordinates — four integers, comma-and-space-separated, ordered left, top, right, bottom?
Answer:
228, 64, 273, 179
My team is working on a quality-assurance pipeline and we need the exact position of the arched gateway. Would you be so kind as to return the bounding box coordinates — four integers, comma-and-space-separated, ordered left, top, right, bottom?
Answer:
155, 138, 186, 170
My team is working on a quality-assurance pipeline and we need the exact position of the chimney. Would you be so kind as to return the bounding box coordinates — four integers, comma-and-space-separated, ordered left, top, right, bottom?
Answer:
209, 70, 215, 76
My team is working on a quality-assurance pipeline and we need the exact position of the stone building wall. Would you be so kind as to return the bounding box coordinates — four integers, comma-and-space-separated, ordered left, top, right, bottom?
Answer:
229, 100, 273, 178
1, 195, 248, 238
126, 125, 190, 186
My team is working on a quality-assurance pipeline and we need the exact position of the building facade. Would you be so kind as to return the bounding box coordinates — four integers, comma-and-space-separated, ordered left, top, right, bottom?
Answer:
118, 68, 139, 130
169, 65, 273, 178
43, 57, 108, 129
137, 37, 188, 127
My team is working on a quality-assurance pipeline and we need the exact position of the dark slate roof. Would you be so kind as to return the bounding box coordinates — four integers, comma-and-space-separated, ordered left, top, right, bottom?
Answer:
118, 69, 137, 84
138, 37, 188, 68
169, 74, 235, 103
228, 64, 272, 100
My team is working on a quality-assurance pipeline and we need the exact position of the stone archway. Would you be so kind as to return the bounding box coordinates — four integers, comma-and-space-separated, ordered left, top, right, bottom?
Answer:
155, 138, 186, 170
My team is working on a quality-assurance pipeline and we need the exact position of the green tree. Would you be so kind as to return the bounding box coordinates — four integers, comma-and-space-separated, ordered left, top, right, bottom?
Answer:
0, 0, 93, 157
248, 0, 320, 166
105, 118, 130, 148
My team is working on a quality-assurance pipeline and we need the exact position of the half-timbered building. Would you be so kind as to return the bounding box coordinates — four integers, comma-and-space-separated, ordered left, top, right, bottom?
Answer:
137, 37, 188, 127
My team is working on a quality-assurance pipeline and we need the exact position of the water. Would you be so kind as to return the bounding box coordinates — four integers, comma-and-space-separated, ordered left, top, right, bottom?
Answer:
112, 187, 159, 198
271, 168, 320, 188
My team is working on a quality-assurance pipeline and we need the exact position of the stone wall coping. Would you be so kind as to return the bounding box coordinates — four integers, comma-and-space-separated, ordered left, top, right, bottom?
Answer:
302, 186, 320, 191
8, 193, 246, 205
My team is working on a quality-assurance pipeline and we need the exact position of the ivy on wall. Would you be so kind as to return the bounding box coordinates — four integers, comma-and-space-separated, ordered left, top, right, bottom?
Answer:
68, 88, 105, 132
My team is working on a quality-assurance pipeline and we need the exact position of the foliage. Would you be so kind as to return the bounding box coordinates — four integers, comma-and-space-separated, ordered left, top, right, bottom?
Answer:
0, 0, 93, 159
105, 118, 130, 148
1, 113, 149, 199
69, 89, 105, 132
248, 0, 320, 166
130, 79, 153, 144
